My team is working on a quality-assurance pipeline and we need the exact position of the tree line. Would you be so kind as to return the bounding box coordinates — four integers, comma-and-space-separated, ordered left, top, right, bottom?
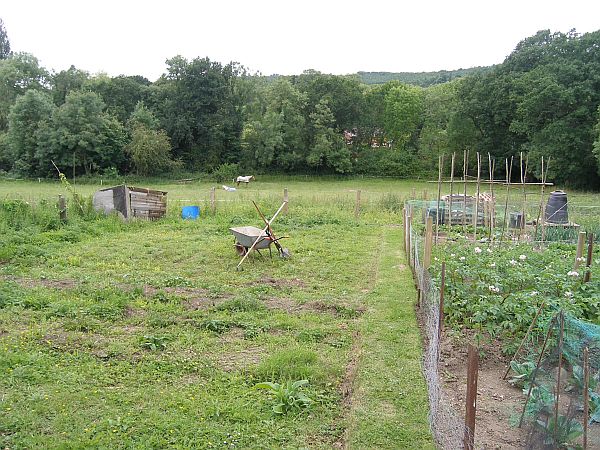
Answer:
1, 19, 599, 188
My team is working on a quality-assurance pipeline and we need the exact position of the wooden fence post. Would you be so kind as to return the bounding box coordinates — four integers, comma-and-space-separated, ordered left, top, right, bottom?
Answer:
402, 207, 407, 251
283, 188, 289, 214
437, 262, 446, 362
584, 233, 594, 283
408, 210, 414, 267
464, 344, 479, 450
424, 216, 433, 269
58, 195, 67, 223
584, 346, 589, 449
210, 187, 216, 215
354, 190, 361, 218
575, 231, 586, 270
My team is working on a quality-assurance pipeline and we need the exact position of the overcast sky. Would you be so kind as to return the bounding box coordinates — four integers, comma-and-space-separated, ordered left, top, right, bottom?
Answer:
2, 0, 599, 81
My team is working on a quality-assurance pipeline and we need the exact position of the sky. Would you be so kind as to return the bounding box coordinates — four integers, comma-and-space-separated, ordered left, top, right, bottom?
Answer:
2, 0, 599, 81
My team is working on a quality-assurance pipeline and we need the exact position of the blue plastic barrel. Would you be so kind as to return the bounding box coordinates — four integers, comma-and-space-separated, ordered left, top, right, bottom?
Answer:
181, 205, 200, 220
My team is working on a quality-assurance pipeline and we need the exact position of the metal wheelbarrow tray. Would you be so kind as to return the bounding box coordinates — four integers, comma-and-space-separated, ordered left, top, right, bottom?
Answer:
229, 226, 272, 251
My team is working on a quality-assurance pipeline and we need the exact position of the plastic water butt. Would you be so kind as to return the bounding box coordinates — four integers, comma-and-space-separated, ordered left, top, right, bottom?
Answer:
181, 205, 200, 220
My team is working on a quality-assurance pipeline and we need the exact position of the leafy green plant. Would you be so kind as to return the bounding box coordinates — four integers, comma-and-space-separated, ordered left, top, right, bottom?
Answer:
212, 163, 239, 183
255, 379, 312, 415
508, 360, 538, 389
535, 414, 583, 449
524, 386, 555, 418
566, 365, 598, 393
140, 335, 168, 351
200, 319, 230, 334
590, 391, 600, 424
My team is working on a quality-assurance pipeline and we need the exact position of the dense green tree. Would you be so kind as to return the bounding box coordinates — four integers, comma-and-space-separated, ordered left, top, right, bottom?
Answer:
417, 81, 459, 171
0, 18, 10, 60
150, 56, 243, 169
85, 74, 150, 123
39, 91, 127, 175
383, 83, 424, 150
241, 110, 284, 169
0, 53, 49, 131
307, 99, 351, 173
451, 29, 600, 186
128, 101, 160, 130
295, 71, 364, 131
51, 65, 89, 105
125, 125, 180, 176
7, 90, 55, 175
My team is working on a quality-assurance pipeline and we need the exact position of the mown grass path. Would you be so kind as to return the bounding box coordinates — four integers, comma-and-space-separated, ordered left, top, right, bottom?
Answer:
345, 227, 434, 449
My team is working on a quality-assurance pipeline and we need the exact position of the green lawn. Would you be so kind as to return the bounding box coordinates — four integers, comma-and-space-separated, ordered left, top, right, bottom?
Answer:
0, 177, 433, 449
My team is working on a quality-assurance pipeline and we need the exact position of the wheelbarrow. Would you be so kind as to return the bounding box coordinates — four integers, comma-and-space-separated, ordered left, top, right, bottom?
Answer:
229, 226, 287, 257
229, 201, 290, 269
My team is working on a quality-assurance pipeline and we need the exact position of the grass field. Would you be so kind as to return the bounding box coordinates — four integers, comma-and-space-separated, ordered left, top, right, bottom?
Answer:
0, 177, 434, 449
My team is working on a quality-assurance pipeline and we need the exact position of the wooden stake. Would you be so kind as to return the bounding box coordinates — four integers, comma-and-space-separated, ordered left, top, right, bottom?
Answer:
500, 157, 513, 243
438, 262, 446, 349
283, 188, 289, 214
575, 231, 586, 270
540, 158, 550, 243
488, 153, 495, 239
584, 233, 594, 283
584, 346, 589, 450
473, 152, 481, 241
463, 149, 468, 232
519, 153, 529, 239
354, 190, 361, 218
423, 217, 433, 269
464, 344, 479, 450
411, 187, 416, 199
535, 157, 550, 242
423, 189, 428, 201
210, 187, 216, 215
58, 195, 67, 223
553, 311, 565, 444
435, 154, 444, 244
503, 301, 546, 380
449, 152, 455, 231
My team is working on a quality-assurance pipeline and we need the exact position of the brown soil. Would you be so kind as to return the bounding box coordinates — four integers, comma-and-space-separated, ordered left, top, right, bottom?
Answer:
333, 331, 362, 450
216, 346, 263, 372
245, 277, 307, 289
1, 275, 78, 289
263, 297, 365, 316
182, 296, 230, 311
438, 332, 528, 449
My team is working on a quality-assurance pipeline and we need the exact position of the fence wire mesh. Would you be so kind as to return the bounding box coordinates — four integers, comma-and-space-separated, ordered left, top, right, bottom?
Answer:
406, 196, 600, 449
408, 208, 466, 449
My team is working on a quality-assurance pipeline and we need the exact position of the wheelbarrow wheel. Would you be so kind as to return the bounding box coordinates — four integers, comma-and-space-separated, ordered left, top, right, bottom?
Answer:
234, 243, 247, 256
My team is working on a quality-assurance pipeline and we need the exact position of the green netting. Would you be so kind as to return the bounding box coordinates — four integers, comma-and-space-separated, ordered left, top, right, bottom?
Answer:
516, 311, 600, 449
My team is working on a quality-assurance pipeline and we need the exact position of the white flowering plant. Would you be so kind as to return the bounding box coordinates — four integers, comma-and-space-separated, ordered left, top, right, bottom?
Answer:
430, 242, 600, 353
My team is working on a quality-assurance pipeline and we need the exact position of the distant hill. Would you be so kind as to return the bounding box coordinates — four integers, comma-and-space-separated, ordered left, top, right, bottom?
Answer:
355, 67, 493, 86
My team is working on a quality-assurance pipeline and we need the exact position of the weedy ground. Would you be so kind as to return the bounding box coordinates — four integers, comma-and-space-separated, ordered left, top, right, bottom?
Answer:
0, 177, 434, 449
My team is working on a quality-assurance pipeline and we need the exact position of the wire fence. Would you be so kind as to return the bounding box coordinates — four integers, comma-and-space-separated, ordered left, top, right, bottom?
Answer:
407, 202, 466, 449
406, 197, 600, 449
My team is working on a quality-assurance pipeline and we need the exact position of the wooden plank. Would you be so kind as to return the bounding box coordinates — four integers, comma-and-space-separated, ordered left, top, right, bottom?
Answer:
464, 344, 479, 450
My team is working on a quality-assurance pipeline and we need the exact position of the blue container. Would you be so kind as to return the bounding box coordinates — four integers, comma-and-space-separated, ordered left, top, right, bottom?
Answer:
181, 205, 200, 220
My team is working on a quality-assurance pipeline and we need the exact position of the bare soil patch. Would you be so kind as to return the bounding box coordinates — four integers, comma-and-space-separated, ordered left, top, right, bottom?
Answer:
1, 275, 78, 289
182, 296, 230, 311
438, 332, 528, 449
216, 346, 263, 372
245, 277, 306, 289
333, 331, 361, 450
264, 297, 365, 317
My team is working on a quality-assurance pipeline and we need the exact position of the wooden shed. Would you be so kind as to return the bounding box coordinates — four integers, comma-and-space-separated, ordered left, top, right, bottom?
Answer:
93, 185, 167, 220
